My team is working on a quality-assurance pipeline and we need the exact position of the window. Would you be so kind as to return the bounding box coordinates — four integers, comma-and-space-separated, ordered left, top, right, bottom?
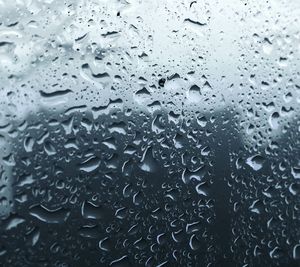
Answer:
0, 1, 299, 266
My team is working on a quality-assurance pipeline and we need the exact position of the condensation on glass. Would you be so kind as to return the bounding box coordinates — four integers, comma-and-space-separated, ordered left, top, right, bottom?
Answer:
0, 0, 300, 266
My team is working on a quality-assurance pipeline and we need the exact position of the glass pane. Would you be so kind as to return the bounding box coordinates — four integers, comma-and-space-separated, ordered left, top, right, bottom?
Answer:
0, 0, 299, 266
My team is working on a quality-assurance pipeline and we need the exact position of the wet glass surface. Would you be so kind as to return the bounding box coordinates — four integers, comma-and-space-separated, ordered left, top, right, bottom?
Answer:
0, 1, 300, 266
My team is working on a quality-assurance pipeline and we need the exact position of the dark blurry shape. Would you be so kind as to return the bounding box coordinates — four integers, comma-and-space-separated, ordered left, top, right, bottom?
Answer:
0, 107, 299, 267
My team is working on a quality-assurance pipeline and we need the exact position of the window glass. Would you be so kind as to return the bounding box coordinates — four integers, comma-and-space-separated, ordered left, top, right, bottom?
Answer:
0, 1, 299, 266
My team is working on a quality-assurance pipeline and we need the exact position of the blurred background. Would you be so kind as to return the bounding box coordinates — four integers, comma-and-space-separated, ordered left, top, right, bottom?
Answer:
0, 0, 299, 266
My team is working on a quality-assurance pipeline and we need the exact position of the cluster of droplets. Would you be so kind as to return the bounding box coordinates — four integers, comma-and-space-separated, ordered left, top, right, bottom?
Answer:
0, 0, 300, 266
0, 108, 225, 266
